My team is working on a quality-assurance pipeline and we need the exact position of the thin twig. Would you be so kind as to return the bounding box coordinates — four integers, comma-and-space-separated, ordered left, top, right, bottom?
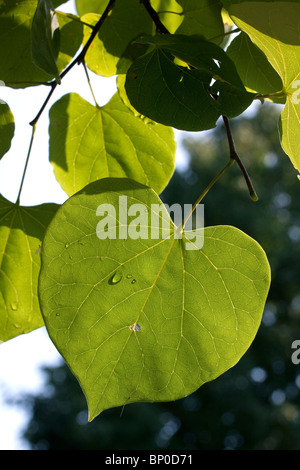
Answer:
82, 61, 99, 107
222, 115, 258, 201
16, 125, 36, 205
181, 159, 234, 231
54, 10, 94, 29
29, 82, 57, 126
208, 27, 240, 43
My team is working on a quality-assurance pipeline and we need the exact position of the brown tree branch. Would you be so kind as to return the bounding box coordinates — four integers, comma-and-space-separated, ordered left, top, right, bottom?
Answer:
139, 0, 170, 34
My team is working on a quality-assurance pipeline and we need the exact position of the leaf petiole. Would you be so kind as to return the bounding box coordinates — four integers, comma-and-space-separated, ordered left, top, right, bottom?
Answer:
181, 158, 234, 232
16, 124, 36, 205
82, 62, 99, 107
54, 10, 94, 29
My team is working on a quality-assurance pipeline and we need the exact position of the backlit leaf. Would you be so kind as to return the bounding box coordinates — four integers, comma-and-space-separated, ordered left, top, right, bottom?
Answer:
39, 178, 271, 419
75, 0, 107, 16
81, 1, 152, 77
0, 196, 58, 342
226, 32, 284, 100
229, 1, 300, 171
49, 92, 175, 196
151, 0, 224, 41
0, 102, 15, 160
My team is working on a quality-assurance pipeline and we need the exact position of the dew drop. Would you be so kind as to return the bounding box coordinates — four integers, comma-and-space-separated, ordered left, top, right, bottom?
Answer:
56, 313, 60, 317
131, 279, 136, 284
10, 303, 18, 311
126, 274, 133, 279
129, 323, 141, 332
65, 243, 69, 249
111, 270, 123, 285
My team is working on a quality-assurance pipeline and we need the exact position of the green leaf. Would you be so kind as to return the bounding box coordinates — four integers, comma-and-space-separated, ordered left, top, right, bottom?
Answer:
125, 36, 254, 131
55, 12, 84, 73
0, 102, 15, 159
152, 0, 224, 41
222, 0, 300, 8
0, 196, 58, 342
125, 48, 219, 131
39, 178, 271, 420
135, 34, 242, 83
49, 93, 175, 196
81, 1, 153, 77
76, 0, 224, 44
228, 1, 300, 171
226, 32, 284, 100
31, 0, 61, 81
0, 0, 83, 88
75, 0, 107, 16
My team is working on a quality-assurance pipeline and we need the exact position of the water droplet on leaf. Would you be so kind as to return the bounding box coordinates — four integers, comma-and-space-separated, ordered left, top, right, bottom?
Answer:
126, 274, 133, 279
131, 279, 136, 284
10, 303, 18, 311
111, 270, 123, 284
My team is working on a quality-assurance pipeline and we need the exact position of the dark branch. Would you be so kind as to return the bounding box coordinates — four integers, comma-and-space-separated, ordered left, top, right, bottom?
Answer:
209, 88, 258, 202
140, 0, 169, 34
222, 115, 258, 202
75, 0, 116, 66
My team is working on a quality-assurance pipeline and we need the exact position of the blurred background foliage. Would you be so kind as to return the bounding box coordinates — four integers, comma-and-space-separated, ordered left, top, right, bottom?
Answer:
17, 102, 300, 450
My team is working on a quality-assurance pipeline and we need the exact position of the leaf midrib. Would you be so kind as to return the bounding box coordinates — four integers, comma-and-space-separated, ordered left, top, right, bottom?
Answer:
91, 236, 178, 414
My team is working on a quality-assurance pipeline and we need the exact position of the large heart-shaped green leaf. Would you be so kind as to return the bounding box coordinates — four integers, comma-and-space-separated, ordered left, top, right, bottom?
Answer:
38, 178, 270, 420
229, 1, 300, 171
0, 102, 15, 160
125, 35, 254, 131
0, 196, 58, 342
49, 92, 175, 196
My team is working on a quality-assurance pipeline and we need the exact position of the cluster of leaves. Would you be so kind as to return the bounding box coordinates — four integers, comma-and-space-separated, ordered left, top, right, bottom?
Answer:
0, 0, 299, 420
20, 104, 300, 450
